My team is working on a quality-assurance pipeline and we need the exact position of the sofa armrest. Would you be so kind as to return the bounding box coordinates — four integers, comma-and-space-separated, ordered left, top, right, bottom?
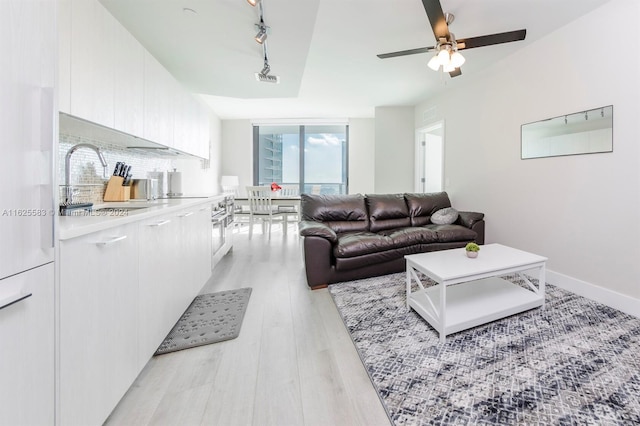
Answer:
457, 211, 484, 229
299, 221, 338, 244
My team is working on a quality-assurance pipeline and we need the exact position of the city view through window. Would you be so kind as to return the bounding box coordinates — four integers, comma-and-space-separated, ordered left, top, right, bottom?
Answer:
254, 124, 348, 195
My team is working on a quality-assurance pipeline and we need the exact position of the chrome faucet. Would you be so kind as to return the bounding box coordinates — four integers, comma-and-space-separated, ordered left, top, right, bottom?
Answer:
64, 143, 108, 203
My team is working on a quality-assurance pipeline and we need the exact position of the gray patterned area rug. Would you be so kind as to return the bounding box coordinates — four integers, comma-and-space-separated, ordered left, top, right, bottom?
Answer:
155, 288, 252, 355
328, 273, 640, 425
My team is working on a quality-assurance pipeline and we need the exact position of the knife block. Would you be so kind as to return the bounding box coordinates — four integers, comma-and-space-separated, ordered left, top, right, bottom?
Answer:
104, 176, 130, 202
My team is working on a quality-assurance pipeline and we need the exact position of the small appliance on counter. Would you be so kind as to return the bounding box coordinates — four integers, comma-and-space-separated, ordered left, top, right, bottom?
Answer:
167, 168, 183, 197
130, 178, 158, 200
147, 170, 165, 198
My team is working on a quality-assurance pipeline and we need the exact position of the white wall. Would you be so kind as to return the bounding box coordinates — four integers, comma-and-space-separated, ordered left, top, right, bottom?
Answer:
221, 119, 253, 197
221, 118, 376, 196
414, 0, 640, 301
374, 106, 415, 193
175, 111, 222, 194
348, 118, 375, 194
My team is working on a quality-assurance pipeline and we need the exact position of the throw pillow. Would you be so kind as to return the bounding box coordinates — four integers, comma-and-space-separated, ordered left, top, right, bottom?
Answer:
431, 207, 458, 225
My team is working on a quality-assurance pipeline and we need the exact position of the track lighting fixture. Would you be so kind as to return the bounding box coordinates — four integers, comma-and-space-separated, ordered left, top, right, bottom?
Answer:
249, 0, 279, 83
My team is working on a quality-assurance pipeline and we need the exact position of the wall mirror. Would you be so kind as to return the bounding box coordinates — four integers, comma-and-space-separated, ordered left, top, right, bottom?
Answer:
521, 105, 613, 159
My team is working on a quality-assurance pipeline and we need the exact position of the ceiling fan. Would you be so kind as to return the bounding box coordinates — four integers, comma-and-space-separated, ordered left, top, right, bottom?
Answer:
377, 0, 526, 77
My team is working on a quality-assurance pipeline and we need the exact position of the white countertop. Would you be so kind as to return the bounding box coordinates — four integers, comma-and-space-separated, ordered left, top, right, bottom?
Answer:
59, 195, 226, 240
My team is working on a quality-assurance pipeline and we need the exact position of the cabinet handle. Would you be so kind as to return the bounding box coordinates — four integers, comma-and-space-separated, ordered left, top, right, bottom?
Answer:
149, 219, 171, 227
179, 212, 194, 218
96, 235, 128, 246
0, 292, 32, 311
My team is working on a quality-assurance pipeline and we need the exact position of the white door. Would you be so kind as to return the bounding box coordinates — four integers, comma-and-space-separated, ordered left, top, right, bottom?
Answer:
415, 121, 444, 193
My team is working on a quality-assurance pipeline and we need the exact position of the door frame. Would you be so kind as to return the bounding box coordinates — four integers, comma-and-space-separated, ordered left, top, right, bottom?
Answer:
414, 120, 445, 193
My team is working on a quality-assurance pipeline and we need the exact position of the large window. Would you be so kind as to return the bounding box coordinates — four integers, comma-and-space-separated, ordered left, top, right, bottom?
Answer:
253, 124, 348, 195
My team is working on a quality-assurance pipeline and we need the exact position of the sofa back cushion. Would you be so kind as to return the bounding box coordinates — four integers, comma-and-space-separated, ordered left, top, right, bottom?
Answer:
366, 194, 411, 232
301, 193, 369, 232
405, 192, 452, 226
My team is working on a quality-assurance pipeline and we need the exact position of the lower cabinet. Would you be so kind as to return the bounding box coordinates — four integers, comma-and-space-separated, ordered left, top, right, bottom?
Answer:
0, 263, 55, 426
137, 204, 212, 364
58, 201, 215, 425
59, 223, 139, 426
137, 211, 182, 365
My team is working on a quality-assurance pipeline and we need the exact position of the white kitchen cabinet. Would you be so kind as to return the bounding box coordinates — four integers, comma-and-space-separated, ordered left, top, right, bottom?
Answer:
137, 204, 213, 364
143, 51, 176, 148
137, 211, 182, 365
174, 90, 211, 158
0, 264, 55, 426
196, 102, 211, 159
59, 223, 139, 426
113, 20, 144, 137
58, 0, 71, 114
69, 0, 115, 128
178, 204, 213, 297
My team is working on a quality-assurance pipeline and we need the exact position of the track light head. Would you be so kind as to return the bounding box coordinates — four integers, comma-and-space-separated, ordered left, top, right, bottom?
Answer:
254, 25, 268, 44
255, 72, 279, 83
247, 0, 261, 6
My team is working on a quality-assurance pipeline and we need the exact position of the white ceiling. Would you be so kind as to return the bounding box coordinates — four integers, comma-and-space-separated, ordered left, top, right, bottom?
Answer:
100, 0, 611, 120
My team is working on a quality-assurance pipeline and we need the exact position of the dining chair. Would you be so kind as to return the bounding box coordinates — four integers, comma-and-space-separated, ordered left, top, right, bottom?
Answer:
246, 186, 286, 239
277, 185, 300, 225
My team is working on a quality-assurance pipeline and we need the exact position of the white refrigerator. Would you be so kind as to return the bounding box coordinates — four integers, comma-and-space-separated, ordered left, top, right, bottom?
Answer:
0, 1, 56, 424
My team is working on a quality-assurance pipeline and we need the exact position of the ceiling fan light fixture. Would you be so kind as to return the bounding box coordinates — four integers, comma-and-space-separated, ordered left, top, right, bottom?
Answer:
437, 48, 450, 64
427, 55, 441, 71
450, 51, 465, 68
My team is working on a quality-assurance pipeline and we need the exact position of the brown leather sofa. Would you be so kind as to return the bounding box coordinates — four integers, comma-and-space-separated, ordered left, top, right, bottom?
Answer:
299, 192, 485, 289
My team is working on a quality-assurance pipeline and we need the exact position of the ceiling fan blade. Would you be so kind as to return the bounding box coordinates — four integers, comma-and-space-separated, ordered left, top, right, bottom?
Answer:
449, 68, 462, 78
421, 0, 450, 41
377, 46, 436, 59
457, 29, 526, 50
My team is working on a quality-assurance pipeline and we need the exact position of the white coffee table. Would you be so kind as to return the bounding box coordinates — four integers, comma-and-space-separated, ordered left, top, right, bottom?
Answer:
405, 243, 547, 343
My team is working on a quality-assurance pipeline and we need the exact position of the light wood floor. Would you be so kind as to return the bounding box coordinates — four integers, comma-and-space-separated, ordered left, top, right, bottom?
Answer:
105, 224, 391, 426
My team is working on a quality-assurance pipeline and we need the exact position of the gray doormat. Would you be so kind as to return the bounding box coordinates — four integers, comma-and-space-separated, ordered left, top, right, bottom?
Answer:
155, 287, 252, 355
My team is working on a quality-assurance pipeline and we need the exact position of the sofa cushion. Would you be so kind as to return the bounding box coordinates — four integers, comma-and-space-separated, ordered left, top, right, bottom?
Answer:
425, 224, 477, 243
366, 194, 411, 232
431, 207, 459, 225
301, 193, 369, 233
405, 192, 452, 226
378, 227, 439, 247
333, 232, 395, 258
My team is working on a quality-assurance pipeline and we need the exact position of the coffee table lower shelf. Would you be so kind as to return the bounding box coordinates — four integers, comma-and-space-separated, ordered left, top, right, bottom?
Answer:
408, 277, 544, 342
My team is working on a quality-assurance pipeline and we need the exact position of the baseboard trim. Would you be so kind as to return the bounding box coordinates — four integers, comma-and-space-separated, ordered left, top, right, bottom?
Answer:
546, 270, 640, 318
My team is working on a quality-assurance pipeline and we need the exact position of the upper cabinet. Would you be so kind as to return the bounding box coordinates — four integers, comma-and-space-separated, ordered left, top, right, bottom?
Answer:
143, 52, 176, 148
114, 22, 144, 137
69, 0, 115, 128
58, 0, 210, 159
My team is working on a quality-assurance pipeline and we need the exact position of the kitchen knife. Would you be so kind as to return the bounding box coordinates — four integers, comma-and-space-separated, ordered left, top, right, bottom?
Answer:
122, 165, 131, 178
123, 173, 132, 186
113, 162, 123, 176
